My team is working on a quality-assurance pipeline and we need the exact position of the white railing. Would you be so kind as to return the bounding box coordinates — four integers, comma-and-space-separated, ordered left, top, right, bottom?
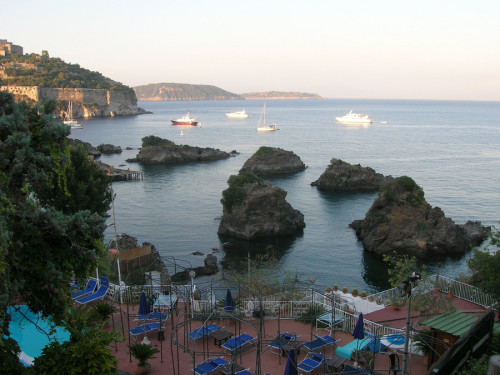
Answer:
434, 275, 498, 310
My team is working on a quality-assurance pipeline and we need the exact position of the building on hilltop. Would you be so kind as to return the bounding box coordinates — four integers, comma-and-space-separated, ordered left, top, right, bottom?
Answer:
0, 39, 23, 56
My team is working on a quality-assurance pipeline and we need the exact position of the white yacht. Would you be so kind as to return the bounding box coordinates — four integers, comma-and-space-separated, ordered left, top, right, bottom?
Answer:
225, 110, 248, 119
336, 110, 372, 124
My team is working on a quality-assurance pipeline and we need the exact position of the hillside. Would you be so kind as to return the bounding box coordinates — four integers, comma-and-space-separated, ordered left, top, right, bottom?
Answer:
0, 52, 133, 94
133, 83, 242, 101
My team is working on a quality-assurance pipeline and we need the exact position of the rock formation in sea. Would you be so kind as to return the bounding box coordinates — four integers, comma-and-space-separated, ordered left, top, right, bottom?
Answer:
127, 136, 231, 164
67, 138, 101, 158
349, 176, 488, 259
239, 146, 306, 176
311, 158, 392, 191
218, 172, 305, 240
97, 144, 122, 154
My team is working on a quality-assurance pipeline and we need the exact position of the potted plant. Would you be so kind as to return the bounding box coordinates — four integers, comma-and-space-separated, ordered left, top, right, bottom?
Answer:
129, 343, 159, 374
325, 287, 332, 294
342, 286, 348, 294
352, 288, 359, 297
333, 284, 338, 292
361, 291, 367, 299
92, 301, 115, 326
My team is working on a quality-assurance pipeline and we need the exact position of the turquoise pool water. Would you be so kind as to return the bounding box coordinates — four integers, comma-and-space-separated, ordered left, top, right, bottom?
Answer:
7, 305, 70, 366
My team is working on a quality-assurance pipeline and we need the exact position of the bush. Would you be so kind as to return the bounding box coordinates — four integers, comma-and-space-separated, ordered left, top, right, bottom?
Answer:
395, 176, 420, 191
220, 172, 263, 212
254, 146, 274, 157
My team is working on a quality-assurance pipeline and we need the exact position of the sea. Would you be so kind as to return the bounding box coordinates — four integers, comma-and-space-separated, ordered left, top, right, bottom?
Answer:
68, 99, 500, 294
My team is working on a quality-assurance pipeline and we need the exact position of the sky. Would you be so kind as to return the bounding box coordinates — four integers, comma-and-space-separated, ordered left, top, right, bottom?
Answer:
2, 0, 500, 101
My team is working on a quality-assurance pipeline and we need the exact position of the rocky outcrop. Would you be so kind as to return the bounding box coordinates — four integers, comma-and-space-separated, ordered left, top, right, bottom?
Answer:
97, 144, 122, 154
311, 158, 392, 191
349, 176, 488, 259
240, 147, 306, 175
129, 138, 231, 164
67, 138, 101, 158
218, 173, 305, 240
171, 254, 219, 282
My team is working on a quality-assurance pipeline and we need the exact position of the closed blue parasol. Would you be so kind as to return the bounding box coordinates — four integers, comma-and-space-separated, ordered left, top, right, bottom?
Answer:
352, 313, 364, 339
284, 348, 298, 375
224, 289, 234, 312
138, 292, 150, 315
352, 313, 364, 366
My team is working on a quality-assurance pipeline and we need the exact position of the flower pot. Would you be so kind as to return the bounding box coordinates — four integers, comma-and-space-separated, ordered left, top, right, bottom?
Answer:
135, 363, 151, 375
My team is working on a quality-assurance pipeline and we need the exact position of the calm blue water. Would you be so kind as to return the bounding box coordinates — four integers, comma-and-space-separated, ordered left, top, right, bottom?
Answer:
69, 99, 500, 293
8, 305, 70, 363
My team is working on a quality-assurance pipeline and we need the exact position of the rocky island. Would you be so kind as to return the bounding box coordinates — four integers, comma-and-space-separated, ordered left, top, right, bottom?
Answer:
127, 135, 232, 164
350, 176, 487, 259
240, 146, 306, 175
218, 172, 305, 240
311, 158, 392, 191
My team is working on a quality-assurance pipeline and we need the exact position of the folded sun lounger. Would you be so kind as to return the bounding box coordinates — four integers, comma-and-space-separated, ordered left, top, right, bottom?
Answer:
188, 323, 221, 341
193, 357, 229, 375
71, 278, 97, 300
75, 276, 109, 304
297, 352, 326, 373
303, 334, 339, 351
268, 332, 297, 354
222, 333, 255, 353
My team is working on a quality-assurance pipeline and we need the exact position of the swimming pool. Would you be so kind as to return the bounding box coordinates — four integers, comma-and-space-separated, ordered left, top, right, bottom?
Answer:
7, 305, 70, 366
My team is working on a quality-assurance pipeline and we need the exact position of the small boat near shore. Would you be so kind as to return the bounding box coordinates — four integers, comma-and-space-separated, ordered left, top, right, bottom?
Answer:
257, 102, 278, 132
63, 101, 82, 128
225, 110, 248, 119
336, 110, 372, 124
171, 112, 198, 126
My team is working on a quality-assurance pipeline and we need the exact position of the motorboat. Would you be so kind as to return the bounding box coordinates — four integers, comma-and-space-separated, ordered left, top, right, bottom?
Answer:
257, 102, 278, 132
336, 110, 372, 124
171, 112, 198, 126
225, 109, 248, 119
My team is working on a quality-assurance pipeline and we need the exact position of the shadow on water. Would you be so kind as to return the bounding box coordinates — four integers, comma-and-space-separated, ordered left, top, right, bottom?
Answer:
218, 234, 303, 272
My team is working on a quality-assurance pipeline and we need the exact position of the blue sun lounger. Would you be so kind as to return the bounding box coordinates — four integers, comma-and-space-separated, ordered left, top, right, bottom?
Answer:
268, 332, 297, 354
129, 322, 162, 341
303, 334, 339, 351
193, 357, 229, 375
336, 338, 375, 360
71, 278, 97, 300
297, 352, 326, 373
75, 276, 109, 304
188, 323, 221, 342
222, 333, 255, 353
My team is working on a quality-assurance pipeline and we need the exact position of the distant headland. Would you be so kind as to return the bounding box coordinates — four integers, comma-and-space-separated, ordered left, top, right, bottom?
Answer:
133, 83, 322, 101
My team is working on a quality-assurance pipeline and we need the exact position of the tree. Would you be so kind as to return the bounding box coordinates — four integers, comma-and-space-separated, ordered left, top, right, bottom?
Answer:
467, 225, 500, 302
0, 92, 110, 367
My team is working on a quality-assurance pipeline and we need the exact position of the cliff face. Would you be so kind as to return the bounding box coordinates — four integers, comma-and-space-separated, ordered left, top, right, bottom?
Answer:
0, 86, 145, 118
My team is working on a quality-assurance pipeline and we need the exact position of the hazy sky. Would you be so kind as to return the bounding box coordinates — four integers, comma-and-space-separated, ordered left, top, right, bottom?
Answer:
3, 0, 499, 101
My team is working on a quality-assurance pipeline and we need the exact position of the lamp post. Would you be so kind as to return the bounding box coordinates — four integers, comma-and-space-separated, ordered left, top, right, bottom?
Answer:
398, 272, 421, 375
189, 270, 196, 319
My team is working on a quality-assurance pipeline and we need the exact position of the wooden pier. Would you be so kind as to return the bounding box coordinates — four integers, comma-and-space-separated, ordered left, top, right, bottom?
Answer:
107, 168, 143, 181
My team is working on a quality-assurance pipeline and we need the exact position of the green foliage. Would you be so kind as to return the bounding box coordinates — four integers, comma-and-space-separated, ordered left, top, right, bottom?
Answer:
141, 135, 174, 147
129, 343, 159, 367
0, 91, 109, 349
395, 175, 420, 191
36, 145, 112, 217
296, 304, 326, 326
383, 252, 427, 288
381, 182, 395, 202
352, 288, 359, 296
0, 53, 133, 94
0, 337, 24, 375
220, 172, 263, 211
91, 302, 115, 323
254, 146, 273, 156
467, 225, 500, 301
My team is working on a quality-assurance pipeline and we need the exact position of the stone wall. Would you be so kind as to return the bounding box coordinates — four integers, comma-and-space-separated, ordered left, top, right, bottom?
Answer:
1, 86, 142, 118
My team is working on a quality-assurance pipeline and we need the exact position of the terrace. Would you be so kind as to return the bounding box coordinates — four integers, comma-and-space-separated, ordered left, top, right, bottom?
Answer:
89, 273, 497, 375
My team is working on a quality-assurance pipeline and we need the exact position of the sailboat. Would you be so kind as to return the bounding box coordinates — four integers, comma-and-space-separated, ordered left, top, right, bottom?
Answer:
63, 101, 82, 128
256, 102, 277, 132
